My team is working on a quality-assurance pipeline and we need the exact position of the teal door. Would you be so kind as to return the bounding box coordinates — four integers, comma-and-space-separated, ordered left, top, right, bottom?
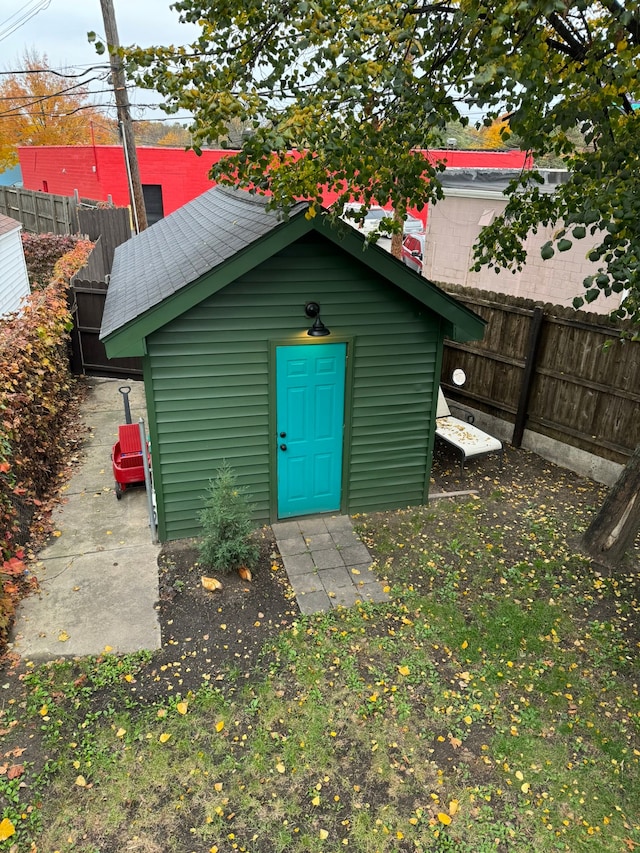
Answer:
276, 343, 346, 519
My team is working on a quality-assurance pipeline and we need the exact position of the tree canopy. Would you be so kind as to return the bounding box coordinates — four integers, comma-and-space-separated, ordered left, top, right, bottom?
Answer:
123, 0, 640, 327
0, 50, 114, 171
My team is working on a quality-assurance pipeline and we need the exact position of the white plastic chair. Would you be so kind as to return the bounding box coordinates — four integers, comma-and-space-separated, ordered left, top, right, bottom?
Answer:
435, 388, 503, 470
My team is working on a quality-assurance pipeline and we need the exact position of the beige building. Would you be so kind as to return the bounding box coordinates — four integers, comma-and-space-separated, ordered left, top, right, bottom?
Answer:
422, 171, 623, 311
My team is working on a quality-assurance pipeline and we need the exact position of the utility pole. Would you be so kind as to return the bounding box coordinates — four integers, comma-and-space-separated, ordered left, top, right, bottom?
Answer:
100, 0, 147, 232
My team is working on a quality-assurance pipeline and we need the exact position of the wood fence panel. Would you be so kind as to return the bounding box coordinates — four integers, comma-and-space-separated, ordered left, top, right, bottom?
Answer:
77, 207, 131, 272
69, 280, 142, 378
442, 284, 639, 463
0, 186, 78, 233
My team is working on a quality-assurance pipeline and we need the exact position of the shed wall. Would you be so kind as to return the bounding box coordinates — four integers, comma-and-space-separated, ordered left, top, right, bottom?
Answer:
145, 235, 442, 540
0, 226, 30, 317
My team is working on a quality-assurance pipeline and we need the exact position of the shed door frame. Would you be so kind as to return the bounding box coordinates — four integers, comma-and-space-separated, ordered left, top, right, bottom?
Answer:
268, 337, 354, 523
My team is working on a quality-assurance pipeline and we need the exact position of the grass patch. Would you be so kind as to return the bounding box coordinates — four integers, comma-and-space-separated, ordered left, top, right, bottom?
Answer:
2, 484, 639, 852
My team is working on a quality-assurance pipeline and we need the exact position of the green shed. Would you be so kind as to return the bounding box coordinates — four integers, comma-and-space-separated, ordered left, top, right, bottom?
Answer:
100, 187, 485, 542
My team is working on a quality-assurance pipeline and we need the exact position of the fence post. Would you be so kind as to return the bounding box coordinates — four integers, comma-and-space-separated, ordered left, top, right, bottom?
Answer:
512, 305, 544, 448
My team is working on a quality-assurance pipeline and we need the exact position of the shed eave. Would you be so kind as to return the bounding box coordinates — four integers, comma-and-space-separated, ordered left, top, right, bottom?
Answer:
101, 212, 316, 357
102, 205, 485, 358
311, 216, 486, 343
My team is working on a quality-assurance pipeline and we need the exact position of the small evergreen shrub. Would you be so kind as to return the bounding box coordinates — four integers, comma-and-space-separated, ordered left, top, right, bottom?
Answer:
198, 462, 259, 574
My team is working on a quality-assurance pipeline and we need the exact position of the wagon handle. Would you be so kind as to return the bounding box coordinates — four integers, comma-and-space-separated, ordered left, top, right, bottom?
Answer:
119, 385, 132, 424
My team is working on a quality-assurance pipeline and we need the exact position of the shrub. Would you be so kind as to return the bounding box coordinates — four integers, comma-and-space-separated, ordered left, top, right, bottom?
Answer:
21, 232, 83, 290
198, 462, 259, 574
0, 238, 94, 651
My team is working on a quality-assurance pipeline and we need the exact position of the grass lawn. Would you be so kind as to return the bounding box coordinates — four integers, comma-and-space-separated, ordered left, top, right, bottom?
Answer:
1, 451, 639, 852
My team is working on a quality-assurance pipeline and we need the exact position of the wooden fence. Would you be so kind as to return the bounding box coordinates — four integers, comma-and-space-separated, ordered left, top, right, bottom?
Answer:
0, 186, 78, 234
77, 206, 131, 272
68, 277, 142, 379
0, 188, 131, 271
441, 285, 639, 464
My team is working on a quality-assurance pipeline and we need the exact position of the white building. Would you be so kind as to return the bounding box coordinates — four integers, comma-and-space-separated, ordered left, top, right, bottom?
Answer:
0, 214, 30, 317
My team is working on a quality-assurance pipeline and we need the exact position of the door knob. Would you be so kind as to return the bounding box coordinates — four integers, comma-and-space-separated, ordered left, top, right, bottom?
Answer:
280, 431, 286, 438
280, 444, 287, 451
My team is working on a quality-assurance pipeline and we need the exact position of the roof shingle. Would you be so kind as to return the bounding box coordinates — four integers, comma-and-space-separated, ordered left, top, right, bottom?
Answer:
101, 186, 306, 338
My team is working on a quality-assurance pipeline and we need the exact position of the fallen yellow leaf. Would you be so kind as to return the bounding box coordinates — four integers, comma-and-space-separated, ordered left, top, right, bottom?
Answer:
238, 566, 252, 581
176, 701, 188, 715
215, 720, 224, 733
0, 818, 15, 840
201, 575, 223, 592
75, 775, 87, 787
116, 728, 126, 738
214, 782, 223, 792
449, 799, 459, 816
276, 762, 286, 774
58, 630, 70, 642
312, 795, 320, 806
52, 530, 62, 537
159, 733, 171, 743
438, 813, 452, 825
521, 782, 531, 794
398, 665, 410, 676
319, 829, 329, 840
515, 770, 524, 781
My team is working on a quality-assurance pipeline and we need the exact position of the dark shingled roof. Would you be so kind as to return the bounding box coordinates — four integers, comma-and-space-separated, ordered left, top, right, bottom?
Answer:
101, 186, 308, 338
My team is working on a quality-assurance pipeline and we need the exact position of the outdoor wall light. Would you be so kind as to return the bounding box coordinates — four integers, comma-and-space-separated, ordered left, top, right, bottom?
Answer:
304, 301, 330, 337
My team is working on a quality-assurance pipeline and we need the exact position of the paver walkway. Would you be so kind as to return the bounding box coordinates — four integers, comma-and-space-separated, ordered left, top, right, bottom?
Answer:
272, 515, 389, 615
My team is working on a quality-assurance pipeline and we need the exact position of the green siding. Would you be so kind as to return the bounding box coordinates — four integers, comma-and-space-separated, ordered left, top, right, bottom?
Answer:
146, 233, 441, 540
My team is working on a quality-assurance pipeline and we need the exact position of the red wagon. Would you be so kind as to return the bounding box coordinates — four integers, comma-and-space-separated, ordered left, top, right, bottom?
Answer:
111, 423, 151, 499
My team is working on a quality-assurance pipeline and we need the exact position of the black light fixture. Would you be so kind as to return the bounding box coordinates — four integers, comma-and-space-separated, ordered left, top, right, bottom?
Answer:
304, 301, 330, 337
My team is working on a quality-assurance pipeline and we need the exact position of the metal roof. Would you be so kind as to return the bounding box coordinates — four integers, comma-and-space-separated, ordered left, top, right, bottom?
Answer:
101, 186, 307, 338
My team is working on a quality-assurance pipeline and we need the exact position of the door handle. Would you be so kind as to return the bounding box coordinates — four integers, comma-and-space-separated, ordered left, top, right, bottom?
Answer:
280, 444, 287, 451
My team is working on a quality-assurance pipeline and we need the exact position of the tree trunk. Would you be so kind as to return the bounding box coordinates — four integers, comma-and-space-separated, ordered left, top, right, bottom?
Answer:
581, 443, 640, 565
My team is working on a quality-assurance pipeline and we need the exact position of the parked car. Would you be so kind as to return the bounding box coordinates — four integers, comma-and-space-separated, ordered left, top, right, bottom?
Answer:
342, 204, 423, 238
401, 233, 425, 273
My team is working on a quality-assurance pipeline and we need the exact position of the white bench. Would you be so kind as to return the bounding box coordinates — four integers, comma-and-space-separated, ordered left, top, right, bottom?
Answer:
435, 389, 503, 469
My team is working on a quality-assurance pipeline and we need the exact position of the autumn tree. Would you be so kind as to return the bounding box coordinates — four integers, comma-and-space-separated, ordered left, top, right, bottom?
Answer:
0, 49, 114, 170
122, 0, 640, 561
133, 120, 190, 147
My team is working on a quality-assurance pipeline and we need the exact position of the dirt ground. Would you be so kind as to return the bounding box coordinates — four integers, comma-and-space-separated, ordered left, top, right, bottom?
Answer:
2, 432, 623, 705
122, 438, 622, 702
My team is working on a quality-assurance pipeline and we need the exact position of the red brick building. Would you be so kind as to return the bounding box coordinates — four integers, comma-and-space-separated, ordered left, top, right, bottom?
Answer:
18, 145, 531, 225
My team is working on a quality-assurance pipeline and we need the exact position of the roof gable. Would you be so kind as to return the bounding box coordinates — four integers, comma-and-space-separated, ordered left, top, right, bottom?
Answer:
101, 186, 484, 357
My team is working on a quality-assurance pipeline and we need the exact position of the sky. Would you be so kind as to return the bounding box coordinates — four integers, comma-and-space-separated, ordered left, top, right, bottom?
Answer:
0, 0, 199, 121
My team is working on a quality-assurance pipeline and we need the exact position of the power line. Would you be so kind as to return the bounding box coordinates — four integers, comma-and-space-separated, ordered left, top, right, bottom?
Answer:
0, 76, 105, 117
0, 0, 51, 43
0, 65, 110, 77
